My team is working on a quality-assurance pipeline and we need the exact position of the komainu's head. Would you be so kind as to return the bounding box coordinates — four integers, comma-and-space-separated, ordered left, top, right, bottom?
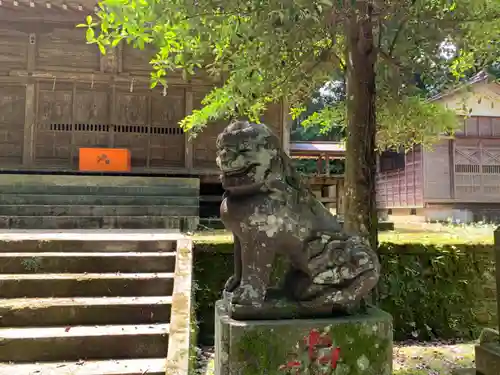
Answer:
216, 121, 281, 194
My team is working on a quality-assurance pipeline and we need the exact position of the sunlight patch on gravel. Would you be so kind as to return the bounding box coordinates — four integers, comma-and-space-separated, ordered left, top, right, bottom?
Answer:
195, 342, 475, 375
393, 342, 475, 374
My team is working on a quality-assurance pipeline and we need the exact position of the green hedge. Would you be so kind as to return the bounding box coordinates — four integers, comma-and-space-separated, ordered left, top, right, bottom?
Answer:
193, 242, 496, 345
377, 243, 496, 341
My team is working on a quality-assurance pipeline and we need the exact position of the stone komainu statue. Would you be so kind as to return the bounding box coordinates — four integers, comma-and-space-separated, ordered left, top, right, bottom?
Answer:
216, 120, 380, 318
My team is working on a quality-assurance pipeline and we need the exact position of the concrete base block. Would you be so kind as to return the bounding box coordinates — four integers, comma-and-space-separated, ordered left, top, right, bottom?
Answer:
476, 342, 500, 375
452, 369, 477, 375
214, 300, 393, 375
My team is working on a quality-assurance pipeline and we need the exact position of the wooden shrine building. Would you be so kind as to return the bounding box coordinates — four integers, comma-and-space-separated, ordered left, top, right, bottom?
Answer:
0, 0, 288, 174
0, 0, 289, 230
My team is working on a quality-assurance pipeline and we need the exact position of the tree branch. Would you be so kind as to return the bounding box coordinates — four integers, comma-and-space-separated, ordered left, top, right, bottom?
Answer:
387, 13, 410, 55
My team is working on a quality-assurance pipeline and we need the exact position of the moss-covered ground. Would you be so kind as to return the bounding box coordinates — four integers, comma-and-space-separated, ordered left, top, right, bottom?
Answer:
193, 222, 495, 245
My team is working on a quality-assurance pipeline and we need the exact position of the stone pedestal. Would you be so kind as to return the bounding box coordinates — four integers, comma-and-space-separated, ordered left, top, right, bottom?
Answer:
214, 300, 393, 375
451, 369, 477, 375
475, 341, 500, 375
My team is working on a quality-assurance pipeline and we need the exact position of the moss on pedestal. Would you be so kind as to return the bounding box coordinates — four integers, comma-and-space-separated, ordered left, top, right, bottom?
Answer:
235, 329, 285, 375
215, 303, 392, 375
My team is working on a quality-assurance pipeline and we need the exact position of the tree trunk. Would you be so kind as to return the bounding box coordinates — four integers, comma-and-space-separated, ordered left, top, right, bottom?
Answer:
343, 4, 378, 250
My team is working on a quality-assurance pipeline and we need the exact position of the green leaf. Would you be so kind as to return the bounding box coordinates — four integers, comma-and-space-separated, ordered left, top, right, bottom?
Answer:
86, 15, 93, 25
98, 42, 106, 55
86, 27, 95, 42
101, 18, 109, 33
137, 38, 145, 50
89, 0, 500, 152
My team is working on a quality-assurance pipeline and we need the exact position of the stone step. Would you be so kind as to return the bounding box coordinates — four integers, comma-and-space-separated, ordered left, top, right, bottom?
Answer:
199, 217, 226, 230
0, 237, 178, 253
0, 296, 172, 327
0, 204, 198, 217
0, 193, 199, 206
0, 184, 198, 197
0, 323, 170, 362
0, 272, 175, 298
0, 216, 198, 230
0, 252, 177, 273
0, 174, 199, 188
0, 358, 166, 375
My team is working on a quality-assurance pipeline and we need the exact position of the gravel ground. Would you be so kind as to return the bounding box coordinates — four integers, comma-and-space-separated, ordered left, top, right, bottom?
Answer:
194, 341, 475, 375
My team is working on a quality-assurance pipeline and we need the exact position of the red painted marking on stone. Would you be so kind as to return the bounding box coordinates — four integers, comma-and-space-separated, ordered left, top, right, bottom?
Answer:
280, 329, 341, 374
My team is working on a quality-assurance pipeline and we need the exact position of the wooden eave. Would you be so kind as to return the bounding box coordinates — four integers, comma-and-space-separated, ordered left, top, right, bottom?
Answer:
290, 141, 346, 159
0, 0, 96, 11
0, 0, 96, 22
429, 70, 496, 102
291, 153, 345, 159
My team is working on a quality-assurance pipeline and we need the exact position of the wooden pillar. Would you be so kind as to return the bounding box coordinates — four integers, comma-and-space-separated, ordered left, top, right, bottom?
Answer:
449, 139, 455, 199
23, 84, 36, 166
70, 82, 77, 166
316, 157, 322, 176
184, 87, 194, 170
328, 184, 336, 212
325, 153, 330, 176
479, 139, 484, 196
100, 45, 120, 74
22, 33, 37, 166
109, 84, 116, 148
337, 179, 345, 216
335, 181, 340, 214
145, 95, 152, 168
281, 99, 291, 155
101, 45, 120, 148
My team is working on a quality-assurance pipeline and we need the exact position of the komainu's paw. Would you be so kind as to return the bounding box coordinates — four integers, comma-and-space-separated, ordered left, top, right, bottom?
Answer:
229, 284, 265, 306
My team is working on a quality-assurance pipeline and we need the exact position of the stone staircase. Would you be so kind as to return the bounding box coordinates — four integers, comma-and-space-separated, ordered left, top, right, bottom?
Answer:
0, 231, 194, 375
0, 174, 200, 231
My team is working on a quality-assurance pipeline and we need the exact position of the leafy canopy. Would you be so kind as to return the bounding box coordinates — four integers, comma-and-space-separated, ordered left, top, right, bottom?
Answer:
83, 0, 500, 148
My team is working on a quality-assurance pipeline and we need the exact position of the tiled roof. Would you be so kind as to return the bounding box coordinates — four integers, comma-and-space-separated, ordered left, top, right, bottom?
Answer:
429, 70, 494, 102
290, 141, 346, 155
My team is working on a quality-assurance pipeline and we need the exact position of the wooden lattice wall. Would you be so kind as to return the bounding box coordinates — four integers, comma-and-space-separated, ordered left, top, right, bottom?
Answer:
376, 147, 423, 209
454, 138, 500, 199
415, 116, 500, 204
35, 83, 186, 169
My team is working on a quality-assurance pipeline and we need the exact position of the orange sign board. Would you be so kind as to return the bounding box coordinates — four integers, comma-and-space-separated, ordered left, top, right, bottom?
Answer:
79, 148, 131, 172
